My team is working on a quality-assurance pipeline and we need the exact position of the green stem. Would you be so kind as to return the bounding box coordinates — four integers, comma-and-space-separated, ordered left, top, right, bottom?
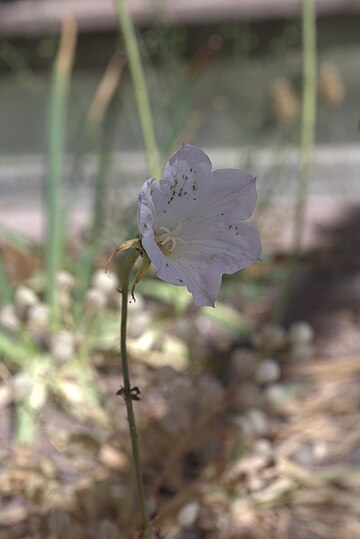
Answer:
45, 18, 77, 317
273, 0, 316, 322
0, 249, 12, 304
114, 0, 161, 178
294, 0, 317, 254
120, 249, 150, 534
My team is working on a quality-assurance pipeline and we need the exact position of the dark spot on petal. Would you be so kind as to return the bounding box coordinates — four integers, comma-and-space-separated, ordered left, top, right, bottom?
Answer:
228, 225, 233, 229
183, 191, 187, 195
193, 197, 197, 201
178, 279, 184, 283
166, 263, 169, 267
220, 212, 224, 216
236, 232, 239, 235
190, 168, 193, 172
144, 224, 147, 229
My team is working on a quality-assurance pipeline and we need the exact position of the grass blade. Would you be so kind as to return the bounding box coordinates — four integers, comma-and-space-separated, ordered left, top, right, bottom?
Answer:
45, 17, 77, 317
274, 0, 317, 322
0, 248, 12, 304
114, 0, 161, 178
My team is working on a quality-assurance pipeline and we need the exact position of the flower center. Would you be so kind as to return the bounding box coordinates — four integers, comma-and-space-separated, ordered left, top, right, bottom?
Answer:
155, 222, 186, 255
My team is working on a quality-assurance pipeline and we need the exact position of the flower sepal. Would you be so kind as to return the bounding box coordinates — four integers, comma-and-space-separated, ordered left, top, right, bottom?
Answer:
106, 238, 143, 273
130, 252, 151, 301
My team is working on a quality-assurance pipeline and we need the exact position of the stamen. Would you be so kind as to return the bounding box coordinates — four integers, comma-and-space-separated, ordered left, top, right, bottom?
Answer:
155, 222, 186, 255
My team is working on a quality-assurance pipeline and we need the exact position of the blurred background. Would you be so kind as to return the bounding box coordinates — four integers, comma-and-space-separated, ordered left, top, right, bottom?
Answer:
0, 1, 359, 538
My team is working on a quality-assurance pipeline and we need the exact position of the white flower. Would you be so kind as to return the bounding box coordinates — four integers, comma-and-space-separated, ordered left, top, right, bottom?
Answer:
136, 143, 261, 307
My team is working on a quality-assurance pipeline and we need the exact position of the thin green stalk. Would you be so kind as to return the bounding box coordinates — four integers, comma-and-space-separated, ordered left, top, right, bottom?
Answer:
0, 250, 12, 304
67, 53, 124, 223
15, 356, 50, 444
273, 0, 317, 322
114, 0, 161, 178
120, 249, 150, 535
0, 331, 29, 367
294, 0, 317, 255
74, 95, 120, 302
91, 94, 119, 242
45, 17, 77, 317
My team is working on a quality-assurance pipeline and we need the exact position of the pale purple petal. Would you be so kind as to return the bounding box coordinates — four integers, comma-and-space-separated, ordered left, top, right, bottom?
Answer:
162, 143, 212, 186
136, 143, 262, 307
136, 177, 158, 235
177, 222, 262, 275
210, 169, 257, 220
141, 230, 222, 307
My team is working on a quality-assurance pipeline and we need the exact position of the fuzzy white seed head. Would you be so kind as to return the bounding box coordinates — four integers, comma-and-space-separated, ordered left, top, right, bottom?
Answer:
27, 303, 50, 328
14, 285, 39, 310
288, 321, 315, 346
85, 288, 107, 310
0, 305, 20, 333
56, 271, 76, 291
92, 269, 118, 296
246, 408, 269, 437
255, 358, 281, 385
50, 331, 76, 364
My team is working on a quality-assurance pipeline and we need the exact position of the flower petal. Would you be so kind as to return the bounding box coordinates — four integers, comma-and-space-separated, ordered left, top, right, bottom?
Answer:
141, 229, 222, 307
210, 169, 258, 220
154, 163, 257, 237
136, 177, 158, 235
152, 143, 213, 230
140, 222, 261, 307
162, 143, 212, 186
177, 221, 262, 275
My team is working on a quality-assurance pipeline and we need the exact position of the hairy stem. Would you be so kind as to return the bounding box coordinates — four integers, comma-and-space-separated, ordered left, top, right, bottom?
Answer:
120, 249, 150, 534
